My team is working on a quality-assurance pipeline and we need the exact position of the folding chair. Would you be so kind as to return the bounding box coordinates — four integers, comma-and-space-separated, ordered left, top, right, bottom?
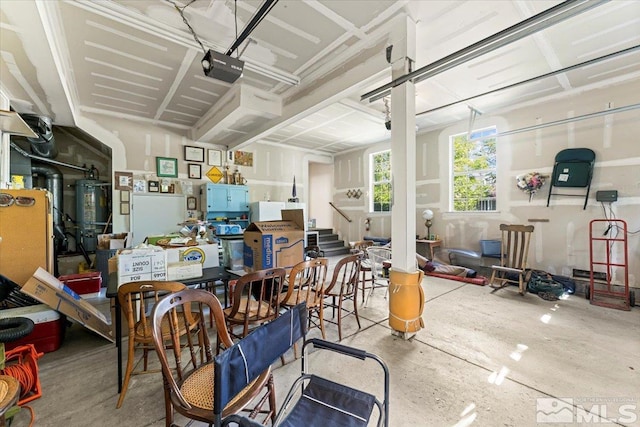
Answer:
215, 303, 390, 427
365, 247, 392, 305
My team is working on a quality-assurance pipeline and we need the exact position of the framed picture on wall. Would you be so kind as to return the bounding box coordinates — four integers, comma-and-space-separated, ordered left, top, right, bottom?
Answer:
120, 202, 130, 215
148, 180, 159, 192
233, 150, 254, 167
184, 146, 205, 162
133, 179, 146, 193
114, 171, 133, 191
156, 157, 178, 177
207, 149, 222, 166
188, 163, 202, 179
187, 196, 197, 210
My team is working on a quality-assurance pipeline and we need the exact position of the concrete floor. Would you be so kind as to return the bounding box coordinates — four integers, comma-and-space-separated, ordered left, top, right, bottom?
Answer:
10, 257, 640, 427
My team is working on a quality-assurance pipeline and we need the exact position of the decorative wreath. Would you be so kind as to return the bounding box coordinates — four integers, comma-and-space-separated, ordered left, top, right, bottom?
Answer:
516, 172, 547, 201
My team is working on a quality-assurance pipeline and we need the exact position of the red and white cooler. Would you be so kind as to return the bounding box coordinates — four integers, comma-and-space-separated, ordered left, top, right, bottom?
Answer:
0, 304, 65, 353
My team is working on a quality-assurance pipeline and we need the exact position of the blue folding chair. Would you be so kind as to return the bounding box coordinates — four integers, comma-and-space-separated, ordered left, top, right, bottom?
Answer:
216, 302, 389, 427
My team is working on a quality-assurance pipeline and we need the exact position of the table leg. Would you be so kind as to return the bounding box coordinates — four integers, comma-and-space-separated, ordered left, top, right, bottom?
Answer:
114, 297, 122, 393
223, 280, 228, 307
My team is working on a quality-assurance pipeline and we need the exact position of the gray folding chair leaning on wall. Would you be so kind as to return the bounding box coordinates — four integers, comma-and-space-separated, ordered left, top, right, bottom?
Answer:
216, 302, 390, 427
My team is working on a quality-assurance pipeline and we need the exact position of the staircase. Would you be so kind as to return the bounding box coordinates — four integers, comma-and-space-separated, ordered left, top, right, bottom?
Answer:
314, 228, 350, 257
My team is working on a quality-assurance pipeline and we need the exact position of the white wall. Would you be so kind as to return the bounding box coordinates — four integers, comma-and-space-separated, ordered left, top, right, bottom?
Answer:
333, 79, 640, 288
74, 113, 332, 233
308, 162, 333, 228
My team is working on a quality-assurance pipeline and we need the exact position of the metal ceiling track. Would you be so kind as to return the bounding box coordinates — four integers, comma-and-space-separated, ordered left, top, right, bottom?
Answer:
417, 44, 640, 117
226, 0, 279, 57
361, 0, 610, 102
492, 103, 640, 139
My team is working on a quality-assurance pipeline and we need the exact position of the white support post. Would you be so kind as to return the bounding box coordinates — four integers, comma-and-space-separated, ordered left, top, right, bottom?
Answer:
390, 16, 417, 273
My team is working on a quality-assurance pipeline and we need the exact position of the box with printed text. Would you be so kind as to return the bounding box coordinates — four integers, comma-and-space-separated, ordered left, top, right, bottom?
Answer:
117, 247, 167, 285
243, 209, 305, 273
164, 243, 219, 269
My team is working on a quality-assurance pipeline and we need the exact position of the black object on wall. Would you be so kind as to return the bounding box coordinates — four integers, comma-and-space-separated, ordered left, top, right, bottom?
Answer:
546, 148, 596, 210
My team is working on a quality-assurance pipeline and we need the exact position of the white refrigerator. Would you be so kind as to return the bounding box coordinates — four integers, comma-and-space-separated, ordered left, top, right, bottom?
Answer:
250, 201, 286, 222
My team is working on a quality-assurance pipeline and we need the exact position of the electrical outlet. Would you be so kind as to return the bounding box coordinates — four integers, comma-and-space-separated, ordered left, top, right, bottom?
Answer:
595, 190, 618, 202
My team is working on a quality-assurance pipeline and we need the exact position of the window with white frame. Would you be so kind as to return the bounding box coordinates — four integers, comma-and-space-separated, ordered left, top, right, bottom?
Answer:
450, 126, 497, 212
370, 150, 391, 212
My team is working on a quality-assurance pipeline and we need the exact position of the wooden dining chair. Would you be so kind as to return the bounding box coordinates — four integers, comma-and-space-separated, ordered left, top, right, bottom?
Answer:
116, 280, 200, 409
351, 240, 374, 303
489, 224, 535, 295
151, 289, 276, 427
279, 258, 329, 339
222, 267, 287, 342
323, 254, 362, 341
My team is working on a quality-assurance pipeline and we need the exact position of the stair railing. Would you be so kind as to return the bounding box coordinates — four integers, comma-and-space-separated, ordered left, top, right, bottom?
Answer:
329, 202, 352, 223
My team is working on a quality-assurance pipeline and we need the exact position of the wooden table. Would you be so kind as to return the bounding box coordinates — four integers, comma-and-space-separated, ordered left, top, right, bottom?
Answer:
416, 239, 442, 260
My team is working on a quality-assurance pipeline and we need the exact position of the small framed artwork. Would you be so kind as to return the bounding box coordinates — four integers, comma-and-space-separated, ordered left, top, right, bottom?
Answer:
184, 145, 205, 162
188, 163, 202, 179
114, 171, 133, 191
120, 190, 130, 203
233, 150, 254, 167
187, 196, 197, 210
207, 149, 222, 166
120, 202, 130, 215
156, 157, 178, 178
148, 180, 159, 192
133, 179, 146, 193
160, 183, 170, 193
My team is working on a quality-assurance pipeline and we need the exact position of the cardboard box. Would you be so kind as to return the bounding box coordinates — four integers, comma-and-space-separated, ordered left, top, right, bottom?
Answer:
97, 233, 129, 250
243, 209, 305, 272
0, 304, 65, 353
167, 262, 203, 281
21, 268, 113, 342
117, 247, 167, 285
164, 243, 219, 269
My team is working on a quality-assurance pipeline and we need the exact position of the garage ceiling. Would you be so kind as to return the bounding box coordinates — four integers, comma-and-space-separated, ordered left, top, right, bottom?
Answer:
1, 0, 639, 155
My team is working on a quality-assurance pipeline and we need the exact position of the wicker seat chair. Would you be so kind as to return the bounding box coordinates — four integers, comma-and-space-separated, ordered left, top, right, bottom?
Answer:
151, 289, 276, 426
116, 280, 200, 409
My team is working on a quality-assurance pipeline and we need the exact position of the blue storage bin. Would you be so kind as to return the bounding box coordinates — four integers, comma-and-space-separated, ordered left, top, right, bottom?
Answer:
480, 240, 501, 258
